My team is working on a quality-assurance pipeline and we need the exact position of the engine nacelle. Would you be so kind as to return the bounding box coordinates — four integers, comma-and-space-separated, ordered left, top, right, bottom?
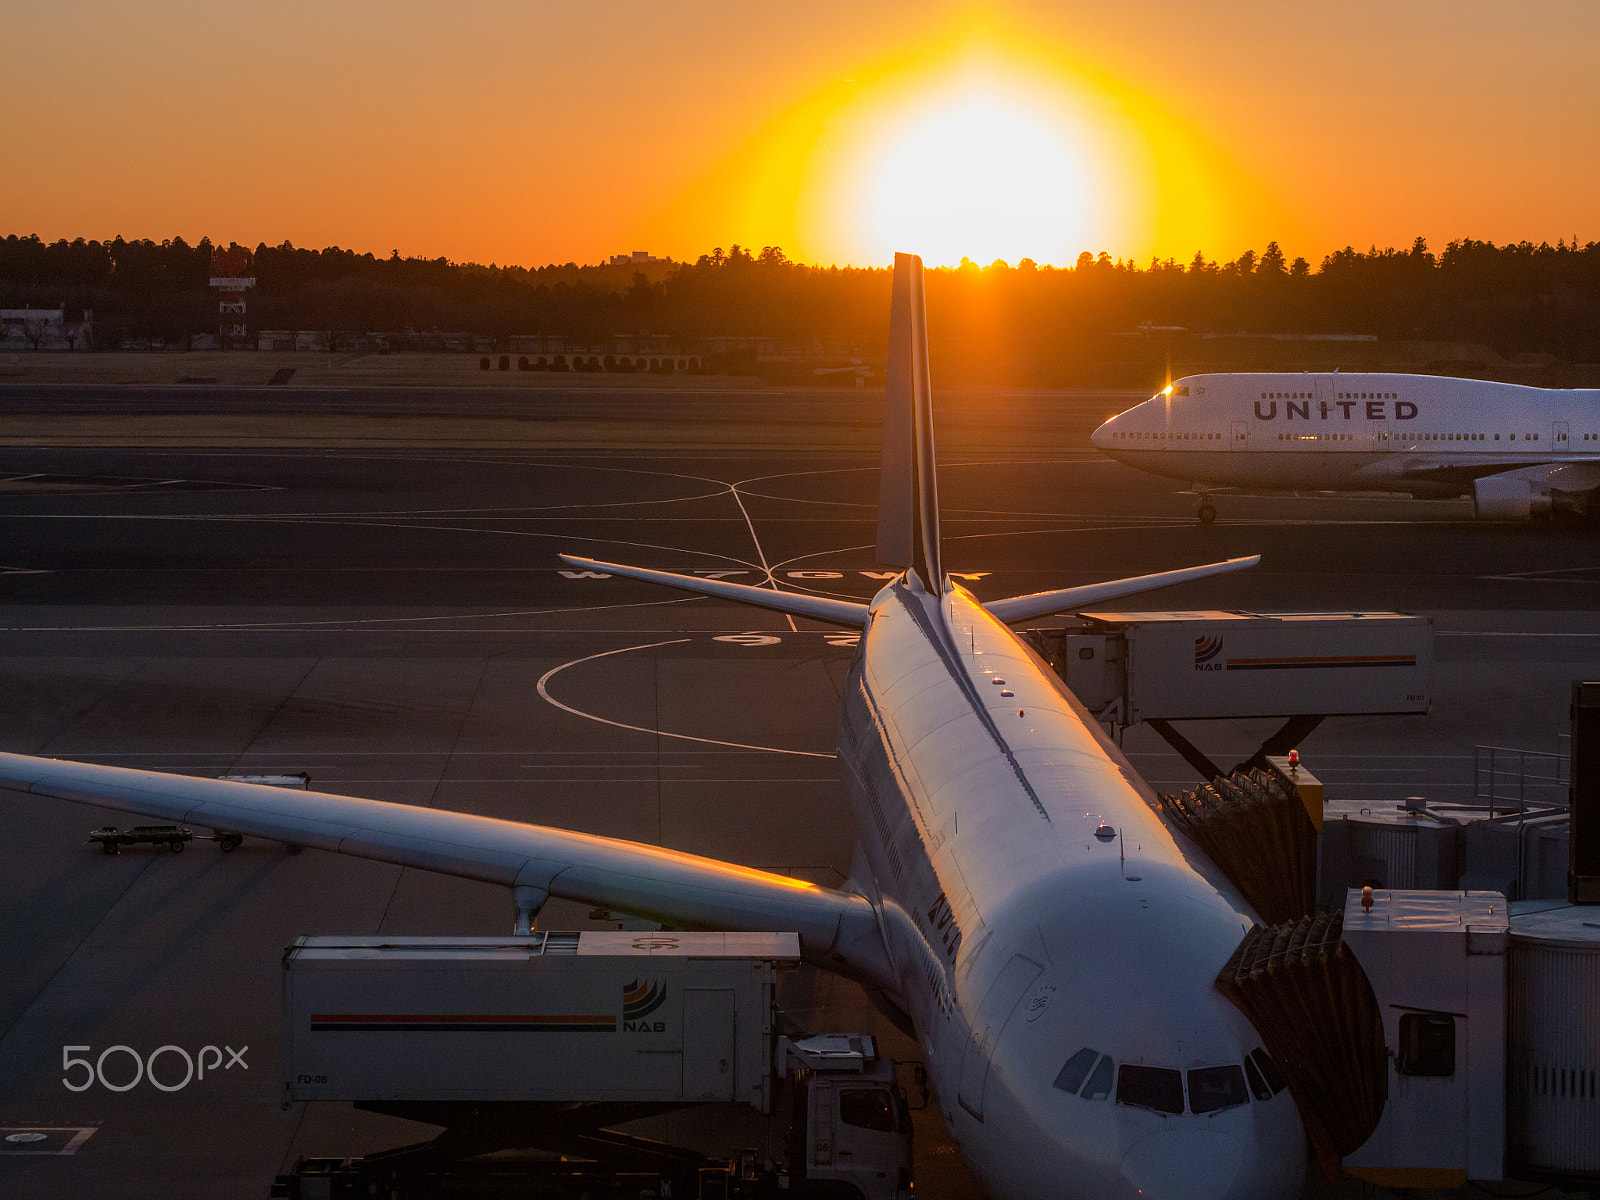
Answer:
1472, 473, 1552, 520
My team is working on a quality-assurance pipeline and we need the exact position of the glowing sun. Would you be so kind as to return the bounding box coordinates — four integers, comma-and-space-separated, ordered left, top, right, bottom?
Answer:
860, 86, 1096, 267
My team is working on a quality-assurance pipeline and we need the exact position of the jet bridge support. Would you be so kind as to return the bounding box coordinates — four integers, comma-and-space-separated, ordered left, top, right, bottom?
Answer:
1145, 714, 1325, 783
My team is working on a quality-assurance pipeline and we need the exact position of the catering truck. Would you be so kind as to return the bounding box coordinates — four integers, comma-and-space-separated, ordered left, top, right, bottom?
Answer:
272, 931, 913, 1200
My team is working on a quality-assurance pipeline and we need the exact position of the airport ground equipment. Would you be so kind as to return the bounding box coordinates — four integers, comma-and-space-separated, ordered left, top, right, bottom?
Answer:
1340, 889, 1508, 1188
1318, 724, 1581, 906
1025, 610, 1431, 777
86, 824, 192, 854
276, 931, 912, 1200
218, 772, 310, 789
1220, 886, 1600, 1188
1506, 901, 1600, 1181
1571, 681, 1600, 903
283, 931, 796, 1107
1319, 799, 1463, 903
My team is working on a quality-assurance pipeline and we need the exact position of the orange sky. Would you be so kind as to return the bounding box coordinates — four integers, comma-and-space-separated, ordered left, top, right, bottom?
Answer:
5, 1, 1598, 268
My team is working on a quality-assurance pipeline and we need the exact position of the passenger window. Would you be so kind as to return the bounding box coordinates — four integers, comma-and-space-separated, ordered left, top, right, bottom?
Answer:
1053, 1047, 1099, 1095
1249, 1047, 1286, 1095
1396, 1013, 1455, 1077
839, 1088, 896, 1132
1081, 1054, 1114, 1100
1243, 1054, 1272, 1101
1187, 1065, 1249, 1114
1116, 1065, 1184, 1115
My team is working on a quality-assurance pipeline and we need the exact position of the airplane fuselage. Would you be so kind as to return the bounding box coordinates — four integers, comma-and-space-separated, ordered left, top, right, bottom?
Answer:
837, 577, 1306, 1200
1092, 373, 1600, 497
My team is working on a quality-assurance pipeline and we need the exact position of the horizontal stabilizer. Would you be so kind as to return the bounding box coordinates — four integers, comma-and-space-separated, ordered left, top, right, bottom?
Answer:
559, 555, 870, 628
983, 555, 1260, 624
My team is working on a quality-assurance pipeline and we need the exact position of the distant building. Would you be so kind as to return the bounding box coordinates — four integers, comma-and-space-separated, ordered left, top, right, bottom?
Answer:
607, 251, 665, 267
0, 306, 93, 350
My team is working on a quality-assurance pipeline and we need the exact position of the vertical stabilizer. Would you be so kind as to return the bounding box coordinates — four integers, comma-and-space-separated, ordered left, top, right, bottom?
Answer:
876, 252, 942, 589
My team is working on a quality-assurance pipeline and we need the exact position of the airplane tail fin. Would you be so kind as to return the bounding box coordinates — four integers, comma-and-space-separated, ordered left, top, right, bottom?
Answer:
558, 250, 1260, 625
876, 252, 941, 590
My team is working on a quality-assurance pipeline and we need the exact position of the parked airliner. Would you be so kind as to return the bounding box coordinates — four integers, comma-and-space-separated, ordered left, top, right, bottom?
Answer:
1092, 373, 1600, 523
0, 256, 1306, 1200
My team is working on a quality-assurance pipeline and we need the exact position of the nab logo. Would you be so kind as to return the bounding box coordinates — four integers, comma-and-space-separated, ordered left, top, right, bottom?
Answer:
1194, 635, 1224, 672
622, 978, 667, 1033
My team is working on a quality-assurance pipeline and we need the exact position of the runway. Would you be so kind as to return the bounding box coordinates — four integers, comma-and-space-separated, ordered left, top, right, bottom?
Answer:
1, 386, 1597, 1199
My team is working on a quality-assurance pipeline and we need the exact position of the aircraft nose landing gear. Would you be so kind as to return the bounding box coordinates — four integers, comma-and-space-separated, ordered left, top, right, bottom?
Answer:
1194, 489, 1217, 524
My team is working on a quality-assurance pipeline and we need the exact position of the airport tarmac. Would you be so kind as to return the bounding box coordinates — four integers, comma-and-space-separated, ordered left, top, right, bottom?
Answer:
1, 385, 1597, 1199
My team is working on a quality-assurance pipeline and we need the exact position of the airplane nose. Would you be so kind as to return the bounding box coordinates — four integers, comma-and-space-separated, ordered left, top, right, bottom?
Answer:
1117, 1129, 1248, 1200
1091, 421, 1112, 448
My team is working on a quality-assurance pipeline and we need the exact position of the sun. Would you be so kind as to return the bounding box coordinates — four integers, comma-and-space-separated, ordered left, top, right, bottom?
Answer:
636, 20, 1248, 267
860, 86, 1095, 267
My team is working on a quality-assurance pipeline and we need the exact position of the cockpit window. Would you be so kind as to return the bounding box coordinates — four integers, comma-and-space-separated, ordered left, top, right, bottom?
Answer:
1250, 1047, 1287, 1096
1242, 1054, 1272, 1101
1116, 1065, 1184, 1115
1082, 1054, 1115, 1100
1049, 1049, 1100, 1100
1187, 1065, 1249, 1114
1053, 1047, 1099, 1095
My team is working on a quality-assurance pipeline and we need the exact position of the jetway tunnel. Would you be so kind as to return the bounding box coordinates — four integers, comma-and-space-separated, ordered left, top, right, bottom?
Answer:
1177, 682, 1600, 1188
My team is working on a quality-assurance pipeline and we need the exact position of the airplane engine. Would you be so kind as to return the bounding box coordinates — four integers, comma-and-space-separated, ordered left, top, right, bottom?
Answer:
1472, 473, 1551, 520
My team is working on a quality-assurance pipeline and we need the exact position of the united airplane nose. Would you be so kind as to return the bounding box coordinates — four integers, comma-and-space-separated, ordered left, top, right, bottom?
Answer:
1116, 1129, 1250, 1200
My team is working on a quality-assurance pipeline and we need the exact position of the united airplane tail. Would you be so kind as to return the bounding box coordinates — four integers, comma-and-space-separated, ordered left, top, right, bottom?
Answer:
561, 252, 1258, 621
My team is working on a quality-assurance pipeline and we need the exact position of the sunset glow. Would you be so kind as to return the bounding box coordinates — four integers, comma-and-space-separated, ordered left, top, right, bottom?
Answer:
656, 28, 1242, 269
2, 4, 1596, 266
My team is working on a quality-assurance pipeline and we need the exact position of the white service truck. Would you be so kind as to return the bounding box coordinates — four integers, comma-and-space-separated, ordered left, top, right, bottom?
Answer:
272, 931, 914, 1200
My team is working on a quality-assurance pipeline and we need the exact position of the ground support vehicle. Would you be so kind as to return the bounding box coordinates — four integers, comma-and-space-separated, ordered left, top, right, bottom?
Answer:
270, 933, 913, 1200
87, 824, 244, 853
86, 824, 193, 854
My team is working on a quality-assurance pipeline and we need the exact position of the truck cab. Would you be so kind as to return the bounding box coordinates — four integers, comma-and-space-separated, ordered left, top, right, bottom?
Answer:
781, 1034, 913, 1200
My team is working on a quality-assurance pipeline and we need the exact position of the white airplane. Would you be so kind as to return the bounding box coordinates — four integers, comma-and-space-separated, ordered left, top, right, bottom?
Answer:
0, 256, 1305, 1200
1091, 373, 1600, 523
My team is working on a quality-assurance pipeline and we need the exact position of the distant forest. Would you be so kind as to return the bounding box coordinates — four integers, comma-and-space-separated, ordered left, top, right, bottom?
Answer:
5, 234, 1600, 384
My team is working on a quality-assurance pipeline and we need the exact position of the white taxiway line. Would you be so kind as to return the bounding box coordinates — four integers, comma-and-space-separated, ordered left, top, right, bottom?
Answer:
536, 639, 836, 759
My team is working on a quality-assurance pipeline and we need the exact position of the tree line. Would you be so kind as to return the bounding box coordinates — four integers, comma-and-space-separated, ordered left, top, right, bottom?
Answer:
4, 233, 1600, 376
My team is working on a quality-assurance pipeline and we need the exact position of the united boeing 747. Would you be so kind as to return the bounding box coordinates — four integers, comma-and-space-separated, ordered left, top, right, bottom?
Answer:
1093, 373, 1600, 522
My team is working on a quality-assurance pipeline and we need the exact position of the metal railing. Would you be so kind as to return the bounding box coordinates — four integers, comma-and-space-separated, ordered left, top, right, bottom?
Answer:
1474, 743, 1570, 817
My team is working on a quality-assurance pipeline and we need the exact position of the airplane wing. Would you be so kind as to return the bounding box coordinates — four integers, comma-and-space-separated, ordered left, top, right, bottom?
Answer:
0, 752, 893, 985
1383, 456, 1600, 488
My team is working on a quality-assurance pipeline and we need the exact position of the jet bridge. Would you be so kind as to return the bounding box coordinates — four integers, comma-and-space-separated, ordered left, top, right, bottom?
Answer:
1025, 610, 1432, 778
1208, 682, 1600, 1189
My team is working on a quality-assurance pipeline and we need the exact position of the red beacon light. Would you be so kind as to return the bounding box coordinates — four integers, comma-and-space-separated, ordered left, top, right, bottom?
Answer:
1287, 748, 1300, 770
1361, 885, 1374, 912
